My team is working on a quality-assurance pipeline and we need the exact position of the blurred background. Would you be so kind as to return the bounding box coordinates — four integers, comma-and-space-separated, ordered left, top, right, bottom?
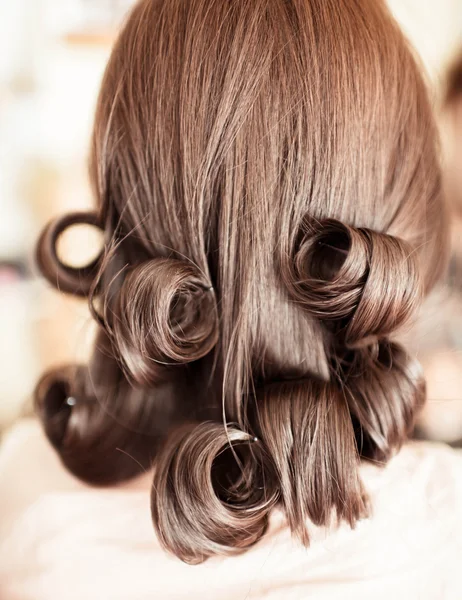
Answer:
0, 0, 461, 446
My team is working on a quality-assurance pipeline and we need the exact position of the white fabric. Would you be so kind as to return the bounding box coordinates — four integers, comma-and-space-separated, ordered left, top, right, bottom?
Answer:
0, 421, 461, 600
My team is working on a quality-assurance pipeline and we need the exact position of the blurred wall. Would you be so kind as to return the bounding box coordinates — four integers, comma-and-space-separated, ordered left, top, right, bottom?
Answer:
388, 0, 462, 87
0, 0, 129, 427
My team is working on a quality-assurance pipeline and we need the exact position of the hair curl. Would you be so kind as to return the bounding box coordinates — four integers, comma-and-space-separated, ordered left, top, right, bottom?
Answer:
36, 212, 103, 297
287, 218, 423, 347
109, 258, 219, 387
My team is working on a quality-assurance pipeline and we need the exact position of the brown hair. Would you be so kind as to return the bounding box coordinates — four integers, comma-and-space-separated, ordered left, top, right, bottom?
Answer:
36, 0, 447, 565
445, 49, 462, 106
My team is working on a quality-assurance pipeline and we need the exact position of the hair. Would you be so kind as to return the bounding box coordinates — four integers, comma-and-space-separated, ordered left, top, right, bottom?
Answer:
35, 0, 447, 565
445, 49, 462, 107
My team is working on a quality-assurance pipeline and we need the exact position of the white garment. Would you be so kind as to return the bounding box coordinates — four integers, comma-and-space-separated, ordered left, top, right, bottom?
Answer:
0, 421, 461, 600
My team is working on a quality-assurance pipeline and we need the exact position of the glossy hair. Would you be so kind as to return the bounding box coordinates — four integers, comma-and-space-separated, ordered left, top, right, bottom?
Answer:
35, 0, 447, 564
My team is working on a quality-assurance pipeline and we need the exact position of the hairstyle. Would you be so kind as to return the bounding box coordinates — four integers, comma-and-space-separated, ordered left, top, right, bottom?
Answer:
35, 0, 447, 564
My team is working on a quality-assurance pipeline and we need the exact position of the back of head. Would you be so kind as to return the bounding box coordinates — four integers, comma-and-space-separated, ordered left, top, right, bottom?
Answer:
36, 0, 447, 564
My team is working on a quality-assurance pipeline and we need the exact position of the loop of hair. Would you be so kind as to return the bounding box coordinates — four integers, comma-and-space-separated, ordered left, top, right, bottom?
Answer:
36, 211, 103, 297
289, 218, 423, 347
337, 341, 426, 463
34, 331, 172, 485
110, 258, 219, 387
151, 422, 279, 565
34, 364, 150, 485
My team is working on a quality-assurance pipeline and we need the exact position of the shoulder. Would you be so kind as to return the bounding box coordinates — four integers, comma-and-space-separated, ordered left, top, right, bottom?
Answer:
376, 441, 461, 488
0, 419, 79, 482
0, 420, 83, 532
362, 441, 462, 524
0, 419, 79, 484
0, 419, 153, 535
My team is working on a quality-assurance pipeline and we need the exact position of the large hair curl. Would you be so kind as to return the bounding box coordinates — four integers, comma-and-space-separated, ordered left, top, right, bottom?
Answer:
35, 0, 447, 564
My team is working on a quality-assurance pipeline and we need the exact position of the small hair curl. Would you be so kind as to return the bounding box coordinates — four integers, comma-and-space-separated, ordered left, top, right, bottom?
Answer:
36, 212, 103, 297
107, 259, 219, 387
287, 218, 422, 348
